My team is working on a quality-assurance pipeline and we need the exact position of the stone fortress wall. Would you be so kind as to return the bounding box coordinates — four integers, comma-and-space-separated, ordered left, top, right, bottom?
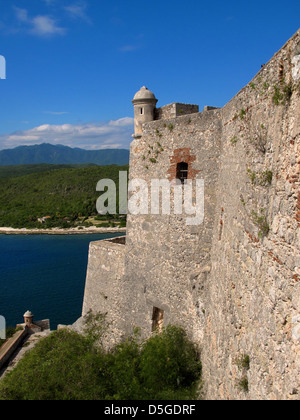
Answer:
82, 237, 126, 347
81, 29, 300, 400
202, 30, 300, 400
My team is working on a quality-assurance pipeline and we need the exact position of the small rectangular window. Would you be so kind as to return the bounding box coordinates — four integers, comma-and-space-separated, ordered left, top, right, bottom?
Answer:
140, 108, 144, 115
177, 162, 188, 184
152, 307, 164, 332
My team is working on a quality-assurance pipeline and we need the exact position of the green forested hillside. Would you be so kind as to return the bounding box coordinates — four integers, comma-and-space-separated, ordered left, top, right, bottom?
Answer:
0, 164, 128, 229
0, 163, 98, 179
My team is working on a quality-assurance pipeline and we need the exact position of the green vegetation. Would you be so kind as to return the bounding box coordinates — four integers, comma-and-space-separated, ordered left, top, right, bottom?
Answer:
239, 108, 246, 120
235, 354, 250, 393
272, 85, 284, 105
235, 354, 250, 371
145, 143, 164, 169
272, 83, 293, 105
259, 170, 273, 186
237, 376, 249, 393
249, 131, 268, 154
247, 169, 272, 187
230, 136, 238, 145
0, 163, 99, 179
0, 319, 202, 401
0, 164, 128, 229
240, 195, 246, 207
251, 208, 270, 238
247, 169, 257, 185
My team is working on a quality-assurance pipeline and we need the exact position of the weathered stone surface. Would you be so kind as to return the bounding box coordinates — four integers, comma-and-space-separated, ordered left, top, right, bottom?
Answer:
292, 55, 300, 81
82, 238, 126, 348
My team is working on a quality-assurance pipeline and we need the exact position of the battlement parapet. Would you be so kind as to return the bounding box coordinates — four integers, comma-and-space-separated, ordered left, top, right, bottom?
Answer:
155, 103, 199, 120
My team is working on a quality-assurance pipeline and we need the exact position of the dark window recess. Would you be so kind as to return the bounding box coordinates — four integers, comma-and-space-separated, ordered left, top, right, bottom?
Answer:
152, 307, 164, 332
176, 162, 188, 184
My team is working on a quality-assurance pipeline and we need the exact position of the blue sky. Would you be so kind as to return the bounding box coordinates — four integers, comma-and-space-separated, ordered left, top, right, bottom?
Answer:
0, 0, 299, 150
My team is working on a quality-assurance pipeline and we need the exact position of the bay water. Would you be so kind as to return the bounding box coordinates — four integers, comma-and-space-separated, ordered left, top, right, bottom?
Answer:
0, 233, 124, 330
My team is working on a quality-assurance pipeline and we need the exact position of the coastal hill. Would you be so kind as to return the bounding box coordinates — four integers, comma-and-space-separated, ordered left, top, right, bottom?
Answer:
0, 164, 128, 229
0, 143, 129, 166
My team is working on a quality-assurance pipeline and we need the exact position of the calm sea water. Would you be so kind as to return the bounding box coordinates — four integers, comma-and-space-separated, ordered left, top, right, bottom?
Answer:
0, 233, 124, 330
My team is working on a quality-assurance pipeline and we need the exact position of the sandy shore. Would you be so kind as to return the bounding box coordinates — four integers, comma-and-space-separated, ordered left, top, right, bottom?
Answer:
0, 226, 127, 235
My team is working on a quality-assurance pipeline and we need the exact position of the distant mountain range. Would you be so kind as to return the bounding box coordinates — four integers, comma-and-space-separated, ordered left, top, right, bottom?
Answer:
0, 143, 130, 166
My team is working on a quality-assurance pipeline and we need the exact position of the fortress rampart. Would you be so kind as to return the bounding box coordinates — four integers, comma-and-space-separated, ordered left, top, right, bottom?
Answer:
80, 29, 300, 400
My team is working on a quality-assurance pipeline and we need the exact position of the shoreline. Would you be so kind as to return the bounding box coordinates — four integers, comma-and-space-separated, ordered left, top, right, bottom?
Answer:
0, 226, 127, 236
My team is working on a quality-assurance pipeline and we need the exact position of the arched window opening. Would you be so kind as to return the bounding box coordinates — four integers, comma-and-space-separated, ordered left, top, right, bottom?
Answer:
176, 162, 188, 184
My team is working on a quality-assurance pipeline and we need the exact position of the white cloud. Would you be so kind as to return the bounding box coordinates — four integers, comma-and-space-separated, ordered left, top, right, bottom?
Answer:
3, 3, 91, 37
44, 111, 69, 115
109, 117, 135, 127
14, 7, 66, 37
0, 118, 134, 150
14, 7, 28, 22
119, 45, 139, 53
30, 15, 65, 36
64, 2, 92, 24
